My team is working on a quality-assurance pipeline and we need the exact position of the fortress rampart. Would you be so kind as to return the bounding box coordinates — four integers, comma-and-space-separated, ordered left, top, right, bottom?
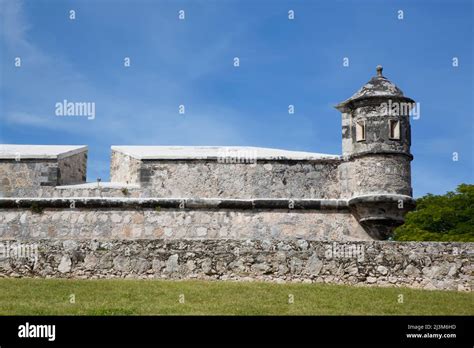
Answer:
1, 67, 471, 291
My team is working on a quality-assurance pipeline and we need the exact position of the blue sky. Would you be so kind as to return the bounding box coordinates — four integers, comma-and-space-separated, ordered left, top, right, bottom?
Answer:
0, 0, 472, 197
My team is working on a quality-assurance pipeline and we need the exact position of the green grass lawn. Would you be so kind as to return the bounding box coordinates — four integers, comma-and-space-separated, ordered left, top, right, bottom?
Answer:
0, 278, 472, 315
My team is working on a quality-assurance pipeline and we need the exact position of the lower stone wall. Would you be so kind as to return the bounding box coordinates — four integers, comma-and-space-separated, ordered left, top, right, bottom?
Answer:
0, 239, 471, 291
0, 208, 368, 241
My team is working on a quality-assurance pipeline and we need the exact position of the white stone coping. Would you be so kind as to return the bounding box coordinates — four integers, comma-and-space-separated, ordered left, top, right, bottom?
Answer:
55, 182, 140, 190
111, 146, 341, 161
0, 144, 88, 160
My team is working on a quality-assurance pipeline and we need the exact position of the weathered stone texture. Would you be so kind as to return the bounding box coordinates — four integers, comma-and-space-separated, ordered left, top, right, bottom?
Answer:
110, 151, 141, 185
0, 161, 59, 197
339, 155, 412, 198
0, 208, 369, 241
6, 185, 142, 199
57, 151, 87, 185
0, 239, 470, 291
350, 103, 411, 156
0, 152, 87, 197
137, 160, 342, 199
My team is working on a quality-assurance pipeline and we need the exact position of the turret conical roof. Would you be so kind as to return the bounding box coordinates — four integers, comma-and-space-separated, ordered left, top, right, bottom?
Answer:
335, 66, 414, 112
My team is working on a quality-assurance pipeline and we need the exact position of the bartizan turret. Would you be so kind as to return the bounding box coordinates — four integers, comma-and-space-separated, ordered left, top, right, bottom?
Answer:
336, 66, 416, 240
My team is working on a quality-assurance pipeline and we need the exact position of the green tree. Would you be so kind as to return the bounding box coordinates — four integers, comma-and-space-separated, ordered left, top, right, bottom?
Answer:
393, 184, 474, 242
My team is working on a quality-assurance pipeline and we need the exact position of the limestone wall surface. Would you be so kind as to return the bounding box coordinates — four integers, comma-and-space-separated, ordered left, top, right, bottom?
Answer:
3, 154, 411, 201
0, 184, 142, 199
0, 150, 87, 197
57, 151, 88, 185
0, 161, 59, 197
110, 151, 141, 185
350, 102, 412, 156
0, 239, 471, 291
338, 154, 412, 198
138, 160, 342, 199
8, 160, 343, 199
0, 204, 369, 241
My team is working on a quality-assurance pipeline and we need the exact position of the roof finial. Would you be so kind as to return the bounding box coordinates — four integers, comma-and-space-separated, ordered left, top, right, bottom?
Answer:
376, 65, 383, 77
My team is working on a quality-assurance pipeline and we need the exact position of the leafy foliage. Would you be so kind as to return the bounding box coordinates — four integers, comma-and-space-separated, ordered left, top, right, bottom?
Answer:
393, 184, 474, 242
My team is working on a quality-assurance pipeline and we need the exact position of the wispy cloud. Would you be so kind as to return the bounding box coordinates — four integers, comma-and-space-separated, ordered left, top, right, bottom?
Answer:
1, 0, 472, 191
0, 1, 251, 138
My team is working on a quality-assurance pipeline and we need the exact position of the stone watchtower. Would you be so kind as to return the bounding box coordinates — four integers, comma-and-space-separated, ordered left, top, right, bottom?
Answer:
335, 66, 416, 239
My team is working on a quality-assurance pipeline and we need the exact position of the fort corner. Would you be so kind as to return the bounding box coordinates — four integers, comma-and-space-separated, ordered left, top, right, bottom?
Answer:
335, 65, 416, 239
0, 67, 417, 242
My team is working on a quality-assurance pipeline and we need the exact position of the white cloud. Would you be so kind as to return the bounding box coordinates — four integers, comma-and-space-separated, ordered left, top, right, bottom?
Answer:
0, 0, 252, 148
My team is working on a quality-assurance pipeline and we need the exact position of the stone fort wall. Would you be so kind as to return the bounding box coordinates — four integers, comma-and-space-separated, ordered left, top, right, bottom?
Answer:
0, 146, 87, 197
1, 68, 471, 292
1, 145, 465, 292
0, 239, 471, 292
0, 196, 470, 292
0, 198, 368, 241
110, 147, 343, 199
